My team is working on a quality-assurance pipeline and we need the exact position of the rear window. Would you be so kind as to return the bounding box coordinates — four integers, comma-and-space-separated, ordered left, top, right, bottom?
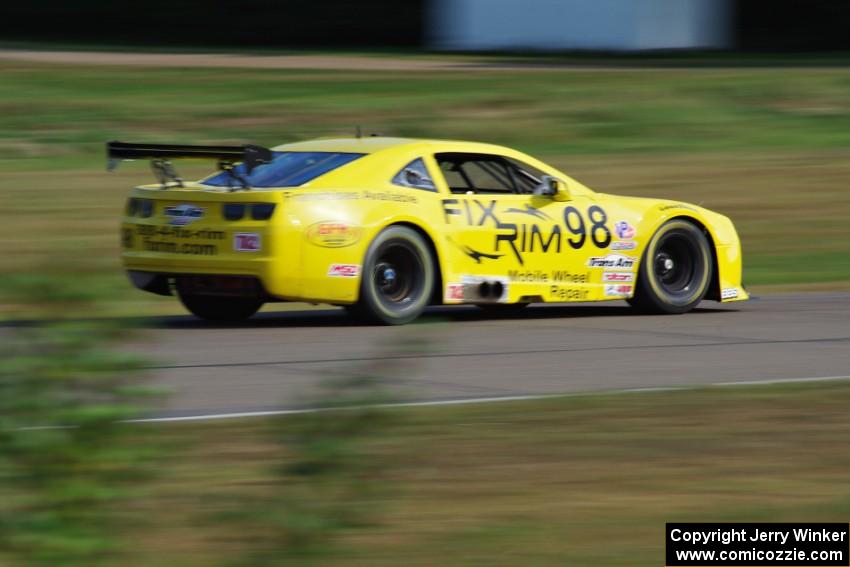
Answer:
201, 151, 364, 188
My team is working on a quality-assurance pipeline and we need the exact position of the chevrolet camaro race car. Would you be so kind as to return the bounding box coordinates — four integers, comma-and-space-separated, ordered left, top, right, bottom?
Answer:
109, 137, 748, 324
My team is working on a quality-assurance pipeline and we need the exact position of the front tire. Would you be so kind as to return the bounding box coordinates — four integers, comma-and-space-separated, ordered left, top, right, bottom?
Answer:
178, 292, 263, 322
351, 226, 435, 325
630, 219, 712, 314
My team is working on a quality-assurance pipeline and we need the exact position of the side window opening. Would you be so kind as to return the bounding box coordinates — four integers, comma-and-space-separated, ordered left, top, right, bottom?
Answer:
392, 158, 437, 191
435, 152, 546, 195
506, 157, 545, 194
439, 160, 471, 192
460, 160, 514, 194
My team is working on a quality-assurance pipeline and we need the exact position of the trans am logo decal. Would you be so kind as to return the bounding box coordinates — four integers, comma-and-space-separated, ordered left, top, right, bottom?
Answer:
587, 254, 637, 270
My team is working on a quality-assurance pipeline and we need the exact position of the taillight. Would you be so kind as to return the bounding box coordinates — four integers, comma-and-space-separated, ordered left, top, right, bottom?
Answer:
223, 203, 246, 221
221, 203, 275, 221
139, 199, 154, 218
251, 203, 276, 220
126, 198, 153, 217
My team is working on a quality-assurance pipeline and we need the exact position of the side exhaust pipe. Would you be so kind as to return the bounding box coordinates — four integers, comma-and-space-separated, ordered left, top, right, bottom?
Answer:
478, 280, 504, 300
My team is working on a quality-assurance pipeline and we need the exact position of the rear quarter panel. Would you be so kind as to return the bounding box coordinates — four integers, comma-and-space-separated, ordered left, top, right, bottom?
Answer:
277, 185, 449, 304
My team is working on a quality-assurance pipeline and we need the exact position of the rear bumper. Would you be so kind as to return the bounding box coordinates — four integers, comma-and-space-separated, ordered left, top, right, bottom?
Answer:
122, 254, 294, 299
121, 219, 300, 299
127, 270, 269, 299
123, 253, 274, 278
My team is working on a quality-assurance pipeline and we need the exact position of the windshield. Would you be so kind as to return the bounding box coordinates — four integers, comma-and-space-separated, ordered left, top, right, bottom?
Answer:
201, 151, 364, 188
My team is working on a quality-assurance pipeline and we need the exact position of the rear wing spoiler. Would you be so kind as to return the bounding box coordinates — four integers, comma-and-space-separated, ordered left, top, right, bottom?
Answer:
106, 141, 273, 189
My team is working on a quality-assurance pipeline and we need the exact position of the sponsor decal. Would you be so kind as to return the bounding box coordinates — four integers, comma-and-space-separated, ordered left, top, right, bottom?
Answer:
445, 283, 464, 301
721, 287, 739, 300
362, 190, 417, 204
605, 284, 633, 297
234, 232, 261, 252
133, 224, 223, 255
552, 270, 590, 283
603, 272, 634, 283
440, 199, 612, 265
610, 240, 637, 251
508, 269, 551, 283
135, 225, 224, 240
306, 221, 361, 248
614, 220, 636, 240
327, 264, 360, 278
507, 269, 590, 284
141, 241, 217, 255
293, 191, 417, 203
659, 203, 697, 212
164, 204, 205, 226
293, 191, 360, 201
550, 285, 589, 301
587, 254, 637, 270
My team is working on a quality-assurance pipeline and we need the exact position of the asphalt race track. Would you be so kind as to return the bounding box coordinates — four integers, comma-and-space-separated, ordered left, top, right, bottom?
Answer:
132, 292, 850, 418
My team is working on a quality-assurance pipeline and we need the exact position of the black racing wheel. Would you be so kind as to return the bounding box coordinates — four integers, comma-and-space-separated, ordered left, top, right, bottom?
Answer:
629, 219, 712, 314
177, 292, 263, 322
349, 225, 435, 325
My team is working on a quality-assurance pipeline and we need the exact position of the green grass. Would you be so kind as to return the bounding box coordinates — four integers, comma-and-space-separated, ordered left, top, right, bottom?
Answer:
123, 381, 850, 565
3, 62, 850, 169
1, 59, 849, 312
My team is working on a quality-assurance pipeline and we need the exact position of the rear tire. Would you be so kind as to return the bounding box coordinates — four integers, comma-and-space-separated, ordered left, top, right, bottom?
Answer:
630, 219, 712, 314
353, 226, 435, 325
178, 292, 263, 322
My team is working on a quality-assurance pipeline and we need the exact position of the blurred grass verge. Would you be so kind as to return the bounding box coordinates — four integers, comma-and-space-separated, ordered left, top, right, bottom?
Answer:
0, 59, 848, 318
0, 271, 429, 566
213, 331, 441, 566
117, 380, 850, 566
0, 273, 164, 566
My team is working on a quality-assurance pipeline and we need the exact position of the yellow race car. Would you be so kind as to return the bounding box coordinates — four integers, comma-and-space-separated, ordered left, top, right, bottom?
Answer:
110, 137, 747, 324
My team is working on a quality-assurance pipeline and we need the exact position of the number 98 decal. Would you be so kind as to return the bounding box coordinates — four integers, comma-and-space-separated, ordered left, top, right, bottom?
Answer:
564, 205, 611, 249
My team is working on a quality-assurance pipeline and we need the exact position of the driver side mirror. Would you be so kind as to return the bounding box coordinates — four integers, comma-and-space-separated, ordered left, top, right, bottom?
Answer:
538, 176, 570, 202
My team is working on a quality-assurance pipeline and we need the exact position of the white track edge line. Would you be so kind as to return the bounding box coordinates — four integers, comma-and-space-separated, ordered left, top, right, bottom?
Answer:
128, 374, 850, 424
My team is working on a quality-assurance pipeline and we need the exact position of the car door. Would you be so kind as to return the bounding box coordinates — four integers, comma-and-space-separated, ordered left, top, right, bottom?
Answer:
432, 152, 601, 303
